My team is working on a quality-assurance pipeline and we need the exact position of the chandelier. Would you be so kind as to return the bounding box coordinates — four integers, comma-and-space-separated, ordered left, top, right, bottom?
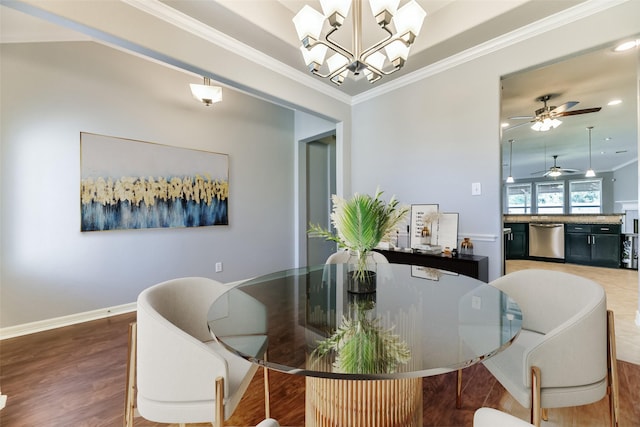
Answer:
292, 0, 427, 85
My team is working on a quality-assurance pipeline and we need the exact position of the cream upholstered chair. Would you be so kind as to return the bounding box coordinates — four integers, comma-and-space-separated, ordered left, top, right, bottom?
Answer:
474, 408, 533, 426
467, 269, 619, 427
124, 277, 270, 427
325, 249, 389, 264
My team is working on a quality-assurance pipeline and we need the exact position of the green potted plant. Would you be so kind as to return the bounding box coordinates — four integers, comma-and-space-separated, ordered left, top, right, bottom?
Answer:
312, 297, 411, 375
309, 188, 409, 291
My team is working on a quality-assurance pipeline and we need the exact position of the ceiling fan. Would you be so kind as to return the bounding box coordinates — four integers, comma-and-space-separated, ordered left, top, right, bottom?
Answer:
507, 94, 601, 131
532, 155, 579, 177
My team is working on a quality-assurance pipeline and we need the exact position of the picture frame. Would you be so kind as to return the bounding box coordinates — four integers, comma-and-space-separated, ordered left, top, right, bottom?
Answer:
409, 204, 439, 248
80, 132, 229, 231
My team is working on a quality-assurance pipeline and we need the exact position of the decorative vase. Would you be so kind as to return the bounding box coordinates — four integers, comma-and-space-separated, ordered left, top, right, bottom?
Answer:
461, 237, 474, 255
346, 251, 377, 294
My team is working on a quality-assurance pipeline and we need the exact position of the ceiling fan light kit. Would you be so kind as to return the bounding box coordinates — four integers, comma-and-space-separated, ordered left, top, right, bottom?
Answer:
508, 94, 602, 132
293, 0, 427, 85
531, 117, 562, 131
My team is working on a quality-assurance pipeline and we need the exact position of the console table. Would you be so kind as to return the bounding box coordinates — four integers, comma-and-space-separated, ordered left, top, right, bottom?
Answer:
374, 249, 489, 282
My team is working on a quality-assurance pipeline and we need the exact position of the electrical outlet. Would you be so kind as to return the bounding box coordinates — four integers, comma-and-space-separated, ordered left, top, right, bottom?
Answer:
215, 262, 223, 273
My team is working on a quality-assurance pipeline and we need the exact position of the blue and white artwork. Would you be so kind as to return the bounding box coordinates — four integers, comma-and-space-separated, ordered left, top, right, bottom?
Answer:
80, 132, 229, 231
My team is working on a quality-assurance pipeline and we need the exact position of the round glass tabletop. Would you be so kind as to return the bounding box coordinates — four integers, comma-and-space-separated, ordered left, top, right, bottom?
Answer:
208, 263, 522, 380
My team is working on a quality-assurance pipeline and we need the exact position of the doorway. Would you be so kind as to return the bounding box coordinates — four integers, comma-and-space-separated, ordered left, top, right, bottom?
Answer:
306, 136, 336, 266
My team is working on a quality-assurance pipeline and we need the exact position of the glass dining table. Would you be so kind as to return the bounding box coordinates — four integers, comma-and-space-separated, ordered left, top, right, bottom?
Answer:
208, 263, 522, 427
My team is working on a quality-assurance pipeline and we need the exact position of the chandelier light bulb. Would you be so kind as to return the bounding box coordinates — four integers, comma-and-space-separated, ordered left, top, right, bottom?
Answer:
394, 0, 427, 40
320, 0, 352, 19
292, 5, 325, 44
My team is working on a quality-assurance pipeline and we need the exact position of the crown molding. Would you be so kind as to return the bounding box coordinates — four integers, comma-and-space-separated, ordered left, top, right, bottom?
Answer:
121, 0, 352, 106
122, 0, 627, 107
351, 0, 629, 105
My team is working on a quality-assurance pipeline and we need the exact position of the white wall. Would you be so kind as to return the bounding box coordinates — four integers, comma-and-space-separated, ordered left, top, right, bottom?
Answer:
352, 1, 640, 280
0, 41, 295, 327
614, 161, 639, 203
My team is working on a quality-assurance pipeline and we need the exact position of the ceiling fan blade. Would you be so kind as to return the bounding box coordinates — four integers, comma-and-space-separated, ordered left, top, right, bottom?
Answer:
504, 121, 533, 131
555, 107, 602, 117
531, 170, 549, 176
551, 101, 579, 114
509, 115, 535, 120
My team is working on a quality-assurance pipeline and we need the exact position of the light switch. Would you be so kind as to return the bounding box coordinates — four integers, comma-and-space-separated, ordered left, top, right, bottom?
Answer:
471, 182, 481, 196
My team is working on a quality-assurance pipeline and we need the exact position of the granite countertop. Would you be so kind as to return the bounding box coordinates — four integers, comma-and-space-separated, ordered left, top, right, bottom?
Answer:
504, 214, 624, 224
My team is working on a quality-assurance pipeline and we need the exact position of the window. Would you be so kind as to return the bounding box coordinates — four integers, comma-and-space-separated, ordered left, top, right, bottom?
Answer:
505, 183, 532, 214
536, 182, 564, 214
570, 179, 602, 213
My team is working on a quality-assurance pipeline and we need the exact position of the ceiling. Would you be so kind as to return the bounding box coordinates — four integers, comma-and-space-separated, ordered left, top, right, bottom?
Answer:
158, 0, 589, 96
500, 42, 639, 180
1, 0, 638, 177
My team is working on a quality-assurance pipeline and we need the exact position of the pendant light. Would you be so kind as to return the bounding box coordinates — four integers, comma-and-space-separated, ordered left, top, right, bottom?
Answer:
190, 77, 222, 106
585, 126, 596, 177
506, 139, 515, 183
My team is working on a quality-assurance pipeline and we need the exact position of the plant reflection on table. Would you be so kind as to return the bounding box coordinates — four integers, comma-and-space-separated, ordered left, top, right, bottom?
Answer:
311, 296, 411, 375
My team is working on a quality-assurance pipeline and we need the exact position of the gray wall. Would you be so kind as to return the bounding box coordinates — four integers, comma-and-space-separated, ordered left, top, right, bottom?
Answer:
1, 41, 295, 327
2, 1, 640, 328
351, 1, 640, 281
614, 161, 639, 203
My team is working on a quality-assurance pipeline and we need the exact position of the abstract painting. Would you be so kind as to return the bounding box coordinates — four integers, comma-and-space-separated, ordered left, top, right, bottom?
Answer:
80, 132, 228, 231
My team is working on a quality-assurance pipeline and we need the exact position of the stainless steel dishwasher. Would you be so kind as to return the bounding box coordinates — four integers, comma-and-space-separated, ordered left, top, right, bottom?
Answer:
529, 223, 565, 260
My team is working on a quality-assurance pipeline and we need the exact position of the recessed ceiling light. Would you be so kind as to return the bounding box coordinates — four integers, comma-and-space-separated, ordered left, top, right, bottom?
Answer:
605, 137, 612, 142
614, 40, 639, 52
608, 99, 622, 106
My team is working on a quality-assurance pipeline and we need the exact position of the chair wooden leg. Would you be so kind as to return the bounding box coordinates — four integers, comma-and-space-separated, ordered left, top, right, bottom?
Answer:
456, 369, 462, 409
123, 322, 137, 427
530, 366, 541, 427
541, 408, 548, 421
607, 310, 620, 427
215, 376, 224, 427
263, 366, 271, 419
263, 350, 271, 419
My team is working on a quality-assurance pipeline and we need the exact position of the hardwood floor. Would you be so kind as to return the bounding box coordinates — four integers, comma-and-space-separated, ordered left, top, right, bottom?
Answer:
1, 305, 639, 425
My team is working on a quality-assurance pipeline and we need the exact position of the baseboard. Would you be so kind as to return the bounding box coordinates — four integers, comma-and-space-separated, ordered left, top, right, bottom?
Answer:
0, 302, 137, 340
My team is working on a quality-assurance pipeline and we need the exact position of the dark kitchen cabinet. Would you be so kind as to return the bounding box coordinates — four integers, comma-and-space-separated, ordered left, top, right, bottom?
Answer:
565, 224, 621, 268
505, 223, 528, 259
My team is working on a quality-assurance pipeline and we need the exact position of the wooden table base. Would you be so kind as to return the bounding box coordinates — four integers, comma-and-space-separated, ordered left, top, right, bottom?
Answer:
305, 377, 423, 427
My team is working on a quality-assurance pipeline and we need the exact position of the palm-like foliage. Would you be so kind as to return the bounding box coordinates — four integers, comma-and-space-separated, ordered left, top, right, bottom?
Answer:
312, 301, 411, 374
309, 188, 409, 279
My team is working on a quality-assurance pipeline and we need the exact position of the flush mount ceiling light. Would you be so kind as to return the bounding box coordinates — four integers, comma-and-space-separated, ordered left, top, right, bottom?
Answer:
292, 0, 427, 86
190, 77, 222, 106
585, 126, 596, 177
506, 139, 515, 183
